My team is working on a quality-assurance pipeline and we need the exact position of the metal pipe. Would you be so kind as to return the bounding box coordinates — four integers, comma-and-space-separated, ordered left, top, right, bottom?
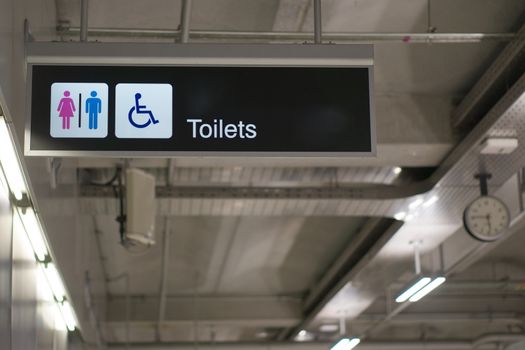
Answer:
157, 218, 170, 341
58, 27, 516, 44
107, 341, 491, 350
473, 334, 525, 348
339, 317, 346, 336
412, 241, 421, 274
80, 0, 89, 42
313, 0, 322, 44
179, 0, 192, 43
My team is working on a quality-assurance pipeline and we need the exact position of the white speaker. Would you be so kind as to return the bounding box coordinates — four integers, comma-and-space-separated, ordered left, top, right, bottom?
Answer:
125, 168, 156, 245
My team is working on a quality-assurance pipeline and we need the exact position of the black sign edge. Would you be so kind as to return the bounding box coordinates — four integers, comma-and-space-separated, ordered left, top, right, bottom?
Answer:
24, 63, 376, 158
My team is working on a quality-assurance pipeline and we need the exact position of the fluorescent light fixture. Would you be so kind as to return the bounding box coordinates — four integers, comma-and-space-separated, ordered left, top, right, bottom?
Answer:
37, 265, 54, 302
41, 263, 66, 302
331, 337, 361, 350
18, 208, 48, 261
294, 329, 314, 342
392, 167, 402, 175
58, 301, 77, 331
0, 117, 27, 200
408, 198, 424, 210
0, 166, 8, 198
348, 338, 361, 349
409, 276, 446, 302
54, 303, 67, 331
394, 212, 406, 221
395, 277, 431, 303
404, 214, 414, 222
423, 195, 439, 208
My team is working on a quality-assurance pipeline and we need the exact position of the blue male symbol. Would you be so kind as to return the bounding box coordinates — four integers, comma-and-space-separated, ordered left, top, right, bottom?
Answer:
85, 91, 102, 130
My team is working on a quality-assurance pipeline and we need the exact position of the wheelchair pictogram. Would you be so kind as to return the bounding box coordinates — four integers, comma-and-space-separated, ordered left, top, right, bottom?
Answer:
128, 93, 160, 129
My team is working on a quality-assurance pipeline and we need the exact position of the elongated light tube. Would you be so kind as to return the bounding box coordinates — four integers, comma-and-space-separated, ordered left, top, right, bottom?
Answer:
331, 337, 361, 350
58, 301, 77, 331
395, 277, 431, 303
54, 303, 67, 331
18, 208, 48, 261
41, 263, 66, 302
0, 117, 27, 200
0, 118, 77, 332
423, 195, 439, 208
408, 198, 424, 210
37, 264, 54, 302
409, 276, 446, 302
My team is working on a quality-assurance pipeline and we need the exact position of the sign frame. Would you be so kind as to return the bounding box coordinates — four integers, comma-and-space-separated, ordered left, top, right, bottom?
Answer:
25, 42, 375, 158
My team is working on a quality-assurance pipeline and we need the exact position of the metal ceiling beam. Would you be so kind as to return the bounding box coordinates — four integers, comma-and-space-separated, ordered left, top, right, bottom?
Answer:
57, 26, 516, 44
452, 22, 525, 130
106, 296, 302, 327
278, 219, 403, 340
354, 312, 525, 324
302, 219, 401, 313
80, 184, 416, 200
106, 341, 494, 350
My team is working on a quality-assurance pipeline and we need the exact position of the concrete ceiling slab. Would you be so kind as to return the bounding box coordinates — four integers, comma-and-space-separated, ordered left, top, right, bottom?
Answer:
57, 0, 280, 31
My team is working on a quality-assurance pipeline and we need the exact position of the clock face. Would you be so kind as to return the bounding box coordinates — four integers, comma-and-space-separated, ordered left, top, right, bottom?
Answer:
463, 196, 510, 242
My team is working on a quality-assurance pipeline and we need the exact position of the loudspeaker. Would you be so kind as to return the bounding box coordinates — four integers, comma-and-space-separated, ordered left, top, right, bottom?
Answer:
125, 168, 156, 245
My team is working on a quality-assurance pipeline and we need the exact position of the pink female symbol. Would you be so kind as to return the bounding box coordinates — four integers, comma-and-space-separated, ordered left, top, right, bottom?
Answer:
57, 90, 76, 129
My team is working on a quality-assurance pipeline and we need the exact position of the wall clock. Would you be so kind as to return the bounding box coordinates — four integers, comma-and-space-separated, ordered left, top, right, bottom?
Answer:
463, 195, 510, 242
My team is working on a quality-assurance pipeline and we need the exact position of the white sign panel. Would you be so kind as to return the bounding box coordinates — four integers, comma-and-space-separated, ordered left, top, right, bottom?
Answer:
50, 83, 108, 138
115, 83, 173, 139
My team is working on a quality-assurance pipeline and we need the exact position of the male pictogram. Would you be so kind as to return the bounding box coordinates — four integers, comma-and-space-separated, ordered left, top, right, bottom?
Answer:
86, 91, 102, 129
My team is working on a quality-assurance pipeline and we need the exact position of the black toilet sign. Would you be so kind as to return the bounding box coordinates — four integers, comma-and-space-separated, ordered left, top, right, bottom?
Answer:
26, 58, 374, 157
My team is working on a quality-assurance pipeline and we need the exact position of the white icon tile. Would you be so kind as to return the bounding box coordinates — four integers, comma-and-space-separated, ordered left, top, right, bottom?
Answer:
50, 83, 108, 138
115, 84, 173, 139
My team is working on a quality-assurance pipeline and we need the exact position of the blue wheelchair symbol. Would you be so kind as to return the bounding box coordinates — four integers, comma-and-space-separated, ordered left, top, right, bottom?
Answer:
128, 93, 159, 128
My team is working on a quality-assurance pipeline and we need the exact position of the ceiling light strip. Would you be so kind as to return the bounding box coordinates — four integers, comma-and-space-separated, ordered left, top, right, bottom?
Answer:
0, 115, 78, 332
0, 118, 27, 200
395, 277, 432, 303
409, 277, 446, 302
331, 337, 361, 350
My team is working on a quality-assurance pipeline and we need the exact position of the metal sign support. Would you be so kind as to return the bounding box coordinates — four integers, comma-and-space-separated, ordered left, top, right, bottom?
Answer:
80, 0, 89, 42
314, 0, 322, 44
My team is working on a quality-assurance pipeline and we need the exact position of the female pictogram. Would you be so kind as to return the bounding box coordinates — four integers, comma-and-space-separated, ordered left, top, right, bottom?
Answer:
57, 90, 76, 129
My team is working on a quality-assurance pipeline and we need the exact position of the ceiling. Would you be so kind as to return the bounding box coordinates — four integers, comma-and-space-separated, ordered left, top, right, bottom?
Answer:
30, 0, 525, 349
